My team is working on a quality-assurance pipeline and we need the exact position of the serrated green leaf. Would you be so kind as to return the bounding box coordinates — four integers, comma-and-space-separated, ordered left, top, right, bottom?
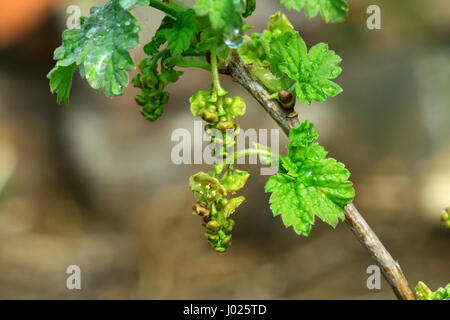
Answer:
279, 0, 349, 23
49, 0, 143, 104
143, 16, 175, 56
194, 0, 245, 36
270, 32, 343, 105
265, 120, 355, 236
237, 13, 298, 93
47, 63, 77, 105
119, 0, 148, 10
163, 9, 199, 55
265, 173, 313, 236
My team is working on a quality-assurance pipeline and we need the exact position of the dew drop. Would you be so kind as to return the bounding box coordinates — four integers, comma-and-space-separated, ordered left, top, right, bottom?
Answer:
223, 28, 244, 49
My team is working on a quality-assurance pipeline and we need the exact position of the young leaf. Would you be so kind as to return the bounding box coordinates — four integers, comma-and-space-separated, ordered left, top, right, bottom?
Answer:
265, 173, 313, 236
194, 0, 245, 36
143, 16, 175, 56
119, 0, 148, 10
47, 63, 77, 105
162, 9, 199, 55
270, 32, 343, 105
265, 120, 355, 236
49, 0, 143, 104
237, 13, 295, 93
279, 0, 349, 23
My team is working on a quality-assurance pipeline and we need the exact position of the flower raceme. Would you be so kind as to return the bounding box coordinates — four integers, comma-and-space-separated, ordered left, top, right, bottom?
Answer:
48, 0, 353, 252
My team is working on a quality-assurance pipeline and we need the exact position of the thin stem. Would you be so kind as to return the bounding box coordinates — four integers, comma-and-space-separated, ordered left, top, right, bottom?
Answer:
210, 42, 227, 98
226, 52, 416, 300
344, 204, 417, 300
165, 55, 211, 71
149, 0, 185, 18
234, 147, 275, 163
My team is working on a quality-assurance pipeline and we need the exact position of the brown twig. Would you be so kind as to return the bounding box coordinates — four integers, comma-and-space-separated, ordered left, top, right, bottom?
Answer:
226, 53, 416, 300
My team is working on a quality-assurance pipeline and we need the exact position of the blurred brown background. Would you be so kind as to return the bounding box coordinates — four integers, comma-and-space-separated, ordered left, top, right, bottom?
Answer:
0, 0, 448, 299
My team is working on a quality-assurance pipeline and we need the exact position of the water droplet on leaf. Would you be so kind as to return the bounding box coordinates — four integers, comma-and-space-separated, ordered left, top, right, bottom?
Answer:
224, 28, 244, 49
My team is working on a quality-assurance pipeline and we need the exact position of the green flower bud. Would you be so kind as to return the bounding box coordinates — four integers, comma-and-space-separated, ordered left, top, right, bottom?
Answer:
207, 104, 217, 113
133, 74, 142, 88
135, 94, 146, 107
224, 97, 233, 106
230, 96, 246, 117
138, 58, 153, 70
190, 90, 210, 117
142, 72, 159, 88
221, 235, 232, 247
160, 92, 170, 105
193, 203, 210, 217
206, 233, 220, 242
215, 247, 227, 253
199, 109, 219, 123
206, 220, 222, 232
225, 219, 235, 233
216, 121, 235, 132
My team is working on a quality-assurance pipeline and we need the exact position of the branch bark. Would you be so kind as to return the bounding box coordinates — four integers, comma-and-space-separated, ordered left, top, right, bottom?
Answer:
226, 53, 416, 300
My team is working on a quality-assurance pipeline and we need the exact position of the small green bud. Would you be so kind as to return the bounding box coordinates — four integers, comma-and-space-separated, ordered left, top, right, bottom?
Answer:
224, 219, 235, 233
206, 233, 220, 242
215, 247, 227, 253
206, 221, 221, 232
138, 58, 153, 70
221, 235, 232, 247
207, 104, 217, 113
230, 97, 246, 117
199, 109, 219, 123
135, 94, 146, 106
142, 73, 159, 88
217, 121, 235, 132
224, 97, 233, 106
160, 92, 170, 105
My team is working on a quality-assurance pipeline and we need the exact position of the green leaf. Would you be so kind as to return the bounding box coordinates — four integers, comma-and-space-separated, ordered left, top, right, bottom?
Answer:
237, 13, 296, 93
239, 13, 293, 67
47, 63, 77, 105
194, 0, 245, 35
162, 9, 199, 55
49, 0, 143, 104
265, 173, 313, 236
119, 0, 148, 10
144, 16, 175, 55
265, 120, 355, 236
279, 0, 306, 11
270, 32, 343, 105
279, 0, 349, 23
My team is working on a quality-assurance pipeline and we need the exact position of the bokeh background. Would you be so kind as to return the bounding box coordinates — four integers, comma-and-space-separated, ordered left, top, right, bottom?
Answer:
0, 0, 448, 299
